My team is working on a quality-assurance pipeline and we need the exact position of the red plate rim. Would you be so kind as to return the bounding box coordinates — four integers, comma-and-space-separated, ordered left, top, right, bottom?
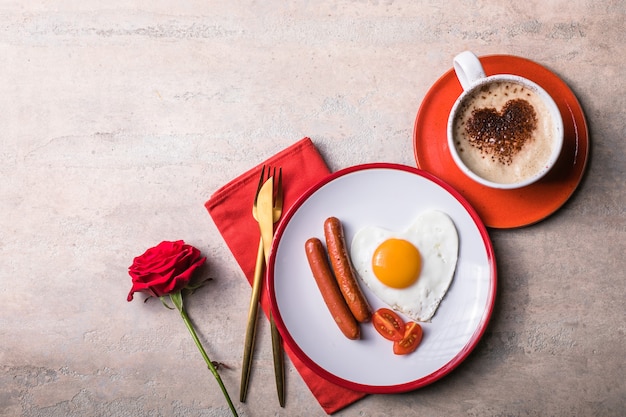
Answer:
267, 162, 497, 393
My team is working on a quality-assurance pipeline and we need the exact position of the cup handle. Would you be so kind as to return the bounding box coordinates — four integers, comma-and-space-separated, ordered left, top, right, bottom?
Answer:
453, 51, 486, 91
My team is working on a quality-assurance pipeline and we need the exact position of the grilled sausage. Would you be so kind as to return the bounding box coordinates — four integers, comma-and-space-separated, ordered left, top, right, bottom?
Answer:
324, 217, 372, 323
305, 237, 360, 340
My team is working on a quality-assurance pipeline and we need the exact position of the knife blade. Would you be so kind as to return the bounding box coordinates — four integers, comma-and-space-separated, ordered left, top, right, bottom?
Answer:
258, 176, 274, 265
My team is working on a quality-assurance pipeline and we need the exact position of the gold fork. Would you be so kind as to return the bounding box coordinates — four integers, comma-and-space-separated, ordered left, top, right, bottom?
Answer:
240, 166, 282, 403
268, 168, 285, 407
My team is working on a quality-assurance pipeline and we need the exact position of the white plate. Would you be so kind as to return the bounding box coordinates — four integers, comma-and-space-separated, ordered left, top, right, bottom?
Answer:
267, 163, 497, 393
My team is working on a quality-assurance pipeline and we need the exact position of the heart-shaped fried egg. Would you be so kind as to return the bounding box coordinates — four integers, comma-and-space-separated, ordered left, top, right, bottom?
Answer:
350, 210, 459, 322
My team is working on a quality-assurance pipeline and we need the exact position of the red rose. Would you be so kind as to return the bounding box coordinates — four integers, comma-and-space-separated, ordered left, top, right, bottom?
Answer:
127, 240, 206, 301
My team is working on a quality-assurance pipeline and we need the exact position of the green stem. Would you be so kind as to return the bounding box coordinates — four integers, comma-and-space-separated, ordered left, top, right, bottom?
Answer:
170, 292, 239, 417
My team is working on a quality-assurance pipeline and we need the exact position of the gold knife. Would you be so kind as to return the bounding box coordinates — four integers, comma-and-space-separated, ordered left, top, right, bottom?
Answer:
240, 176, 273, 403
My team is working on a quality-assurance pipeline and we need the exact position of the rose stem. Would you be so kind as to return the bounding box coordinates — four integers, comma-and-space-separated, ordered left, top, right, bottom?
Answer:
170, 292, 239, 417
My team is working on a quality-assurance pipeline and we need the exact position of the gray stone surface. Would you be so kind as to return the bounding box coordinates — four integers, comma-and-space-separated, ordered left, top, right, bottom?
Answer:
1, 1, 624, 416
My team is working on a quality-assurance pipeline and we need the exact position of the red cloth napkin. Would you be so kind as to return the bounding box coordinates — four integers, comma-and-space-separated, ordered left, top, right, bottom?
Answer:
204, 137, 367, 414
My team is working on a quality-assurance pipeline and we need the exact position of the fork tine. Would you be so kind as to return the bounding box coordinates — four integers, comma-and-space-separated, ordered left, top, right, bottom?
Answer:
267, 166, 276, 192
275, 167, 283, 209
254, 165, 266, 204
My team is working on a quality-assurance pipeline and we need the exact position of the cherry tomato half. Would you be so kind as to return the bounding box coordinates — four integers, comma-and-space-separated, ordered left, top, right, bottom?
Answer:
393, 321, 423, 355
372, 308, 406, 341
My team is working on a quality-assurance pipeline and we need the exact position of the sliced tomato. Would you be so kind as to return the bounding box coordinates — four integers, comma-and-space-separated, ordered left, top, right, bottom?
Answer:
393, 321, 423, 355
372, 308, 406, 341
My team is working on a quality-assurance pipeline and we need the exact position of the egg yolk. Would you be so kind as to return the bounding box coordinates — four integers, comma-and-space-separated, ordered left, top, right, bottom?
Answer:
371, 238, 421, 289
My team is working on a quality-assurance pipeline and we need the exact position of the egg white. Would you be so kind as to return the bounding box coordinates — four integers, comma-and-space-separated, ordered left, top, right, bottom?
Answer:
350, 210, 459, 322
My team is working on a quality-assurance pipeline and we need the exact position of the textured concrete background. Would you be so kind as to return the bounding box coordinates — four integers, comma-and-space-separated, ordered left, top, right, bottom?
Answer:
1, 1, 624, 416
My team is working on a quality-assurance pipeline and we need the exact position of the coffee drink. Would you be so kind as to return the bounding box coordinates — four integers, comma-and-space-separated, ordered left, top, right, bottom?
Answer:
451, 81, 556, 185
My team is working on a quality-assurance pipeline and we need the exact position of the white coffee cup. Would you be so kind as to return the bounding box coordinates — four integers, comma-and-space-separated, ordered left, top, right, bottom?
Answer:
447, 51, 564, 189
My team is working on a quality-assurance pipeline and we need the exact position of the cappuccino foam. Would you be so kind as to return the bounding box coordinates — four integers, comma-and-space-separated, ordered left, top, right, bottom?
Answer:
453, 81, 556, 184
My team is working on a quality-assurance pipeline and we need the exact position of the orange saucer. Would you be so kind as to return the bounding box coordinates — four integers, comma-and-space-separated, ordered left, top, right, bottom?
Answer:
413, 55, 589, 229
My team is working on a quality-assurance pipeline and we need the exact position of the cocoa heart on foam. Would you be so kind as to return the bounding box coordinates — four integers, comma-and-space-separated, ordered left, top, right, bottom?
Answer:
466, 99, 537, 165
